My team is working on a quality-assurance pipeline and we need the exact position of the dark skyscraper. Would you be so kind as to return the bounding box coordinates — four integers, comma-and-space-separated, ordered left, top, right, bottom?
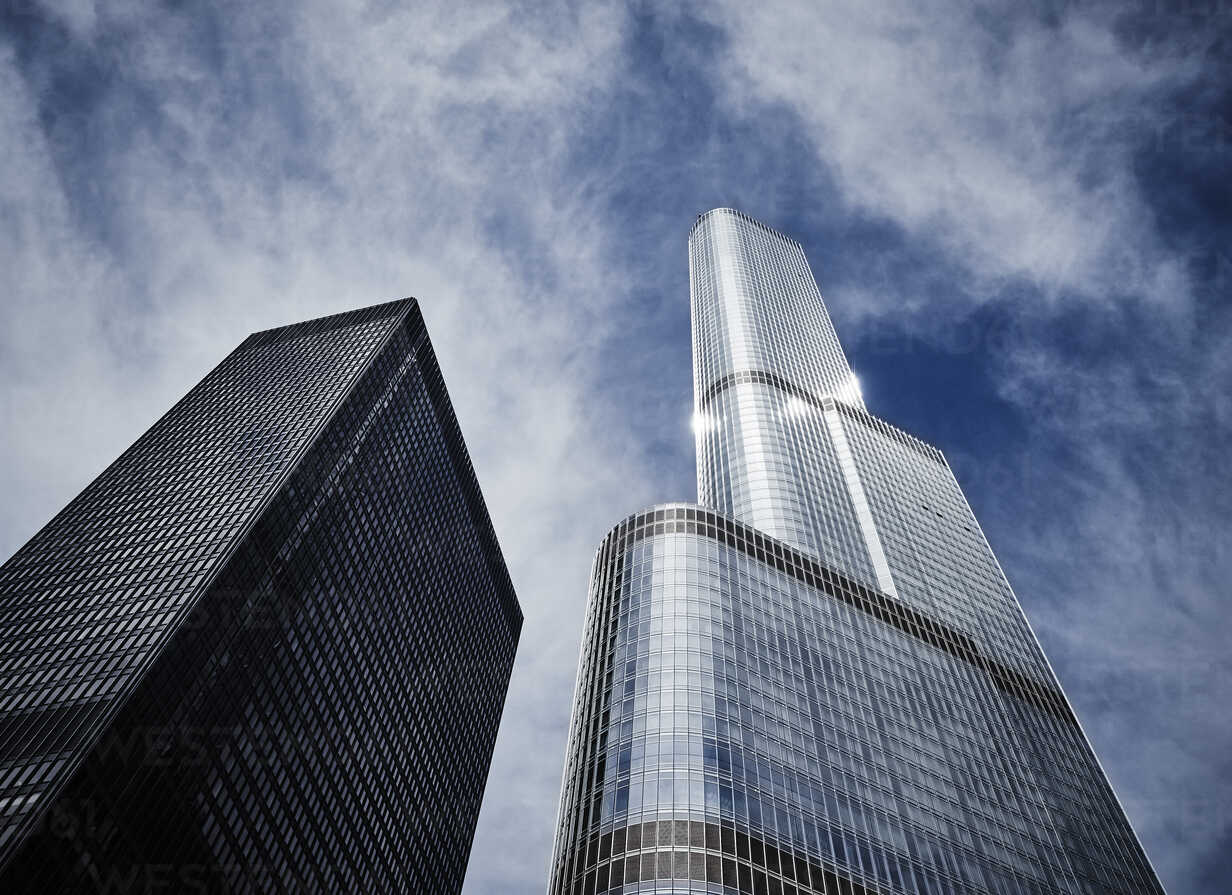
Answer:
549, 209, 1163, 894
0, 299, 522, 892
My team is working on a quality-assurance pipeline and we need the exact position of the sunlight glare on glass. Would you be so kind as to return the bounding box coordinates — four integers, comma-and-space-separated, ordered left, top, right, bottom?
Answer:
785, 397, 810, 417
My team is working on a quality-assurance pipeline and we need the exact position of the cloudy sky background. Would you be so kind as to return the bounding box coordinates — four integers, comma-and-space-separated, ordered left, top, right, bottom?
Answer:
2, 1, 1229, 892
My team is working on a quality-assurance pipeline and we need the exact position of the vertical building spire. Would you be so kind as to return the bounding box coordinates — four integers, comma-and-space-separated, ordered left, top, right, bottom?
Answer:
690, 207, 878, 578
549, 208, 1165, 895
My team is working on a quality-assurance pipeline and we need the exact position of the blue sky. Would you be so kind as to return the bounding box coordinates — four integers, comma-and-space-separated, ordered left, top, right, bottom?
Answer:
2, 1, 1229, 892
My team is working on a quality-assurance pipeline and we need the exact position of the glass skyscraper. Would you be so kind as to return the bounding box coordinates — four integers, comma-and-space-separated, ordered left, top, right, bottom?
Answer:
549, 209, 1163, 894
0, 299, 522, 892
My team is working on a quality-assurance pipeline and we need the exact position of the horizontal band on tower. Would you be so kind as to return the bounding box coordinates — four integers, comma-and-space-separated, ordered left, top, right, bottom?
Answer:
602, 505, 1077, 730
698, 369, 946, 465
567, 818, 881, 895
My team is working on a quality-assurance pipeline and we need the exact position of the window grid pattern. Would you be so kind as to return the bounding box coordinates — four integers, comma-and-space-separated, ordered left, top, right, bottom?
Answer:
0, 300, 521, 891
689, 208, 861, 412
831, 404, 1048, 681
549, 507, 1162, 895
0, 304, 399, 858
832, 408, 1155, 889
692, 209, 866, 559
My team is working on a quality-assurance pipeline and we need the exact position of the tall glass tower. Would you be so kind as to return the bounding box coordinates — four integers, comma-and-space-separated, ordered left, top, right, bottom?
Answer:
0, 299, 522, 892
549, 209, 1163, 894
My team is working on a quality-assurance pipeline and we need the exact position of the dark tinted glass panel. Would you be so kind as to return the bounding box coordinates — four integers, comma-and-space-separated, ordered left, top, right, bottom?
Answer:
0, 300, 520, 892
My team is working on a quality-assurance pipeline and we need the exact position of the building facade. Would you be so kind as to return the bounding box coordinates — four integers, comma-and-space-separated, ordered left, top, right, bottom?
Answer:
549, 209, 1163, 894
0, 299, 522, 892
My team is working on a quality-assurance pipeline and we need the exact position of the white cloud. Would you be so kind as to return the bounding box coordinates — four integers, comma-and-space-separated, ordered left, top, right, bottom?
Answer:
698, 0, 1194, 308
3, 2, 1227, 891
